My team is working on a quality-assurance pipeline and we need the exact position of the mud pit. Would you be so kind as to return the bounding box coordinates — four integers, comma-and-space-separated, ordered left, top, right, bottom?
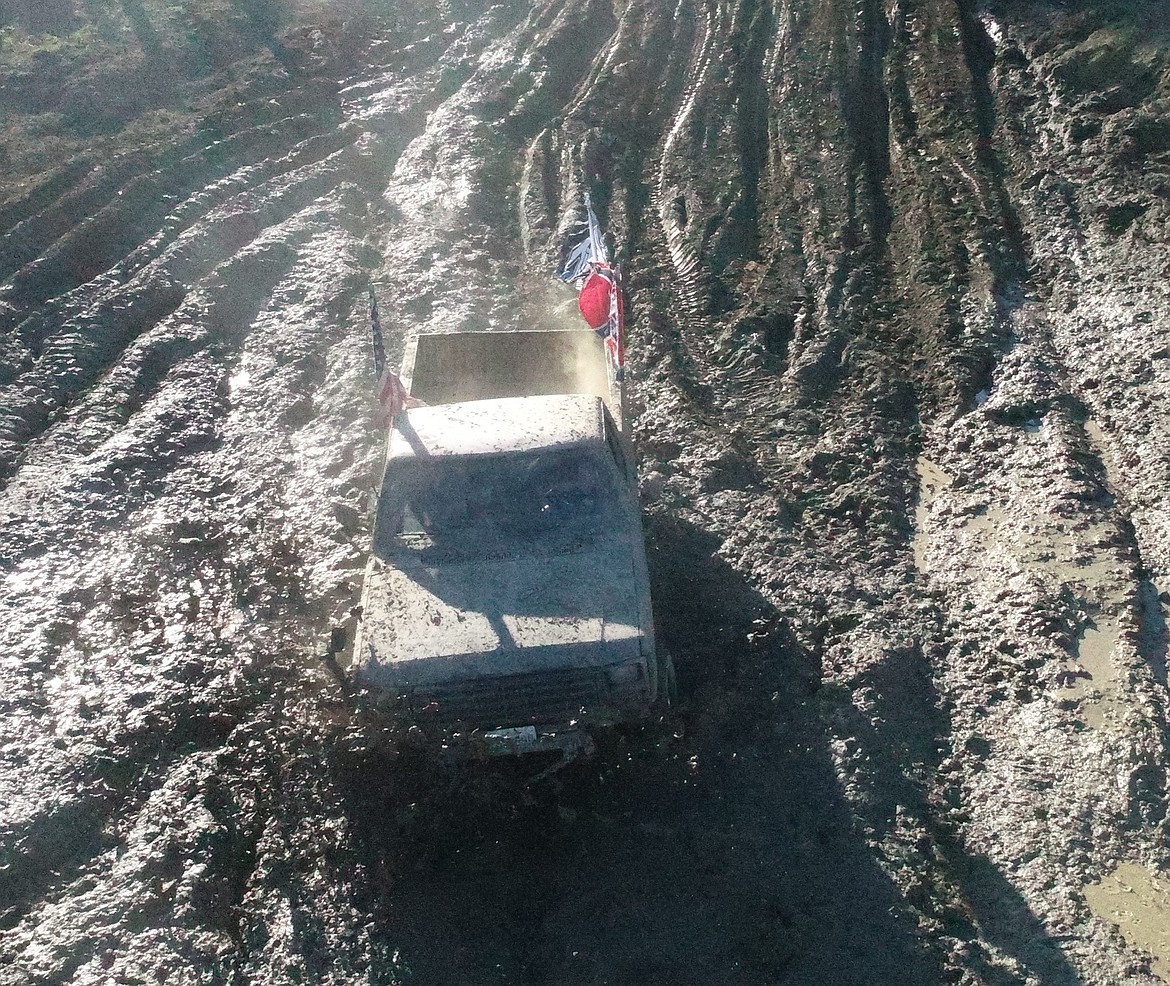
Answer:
2, 1, 1170, 983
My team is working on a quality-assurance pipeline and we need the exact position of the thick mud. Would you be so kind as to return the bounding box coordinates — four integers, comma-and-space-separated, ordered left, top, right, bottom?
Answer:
2, 1, 1170, 983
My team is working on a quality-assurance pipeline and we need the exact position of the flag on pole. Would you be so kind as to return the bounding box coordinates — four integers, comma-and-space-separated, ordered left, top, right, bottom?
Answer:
557, 193, 625, 379
369, 284, 423, 427
375, 367, 411, 426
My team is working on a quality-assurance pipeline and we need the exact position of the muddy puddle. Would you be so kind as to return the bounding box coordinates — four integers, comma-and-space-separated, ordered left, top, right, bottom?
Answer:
1086, 864, 1170, 981
912, 455, 952, 573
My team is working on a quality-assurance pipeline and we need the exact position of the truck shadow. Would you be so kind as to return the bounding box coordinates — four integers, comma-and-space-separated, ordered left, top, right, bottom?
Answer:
336, 514, 1087, 986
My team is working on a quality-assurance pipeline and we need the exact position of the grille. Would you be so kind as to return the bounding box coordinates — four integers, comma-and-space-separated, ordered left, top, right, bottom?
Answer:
412, 667, 611, 727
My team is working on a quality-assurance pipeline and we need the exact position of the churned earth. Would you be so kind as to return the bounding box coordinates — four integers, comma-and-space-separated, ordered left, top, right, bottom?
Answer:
2, 1, 1170, 983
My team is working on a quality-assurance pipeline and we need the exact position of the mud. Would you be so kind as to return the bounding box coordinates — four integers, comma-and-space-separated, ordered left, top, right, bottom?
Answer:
2, 1, 1170, 983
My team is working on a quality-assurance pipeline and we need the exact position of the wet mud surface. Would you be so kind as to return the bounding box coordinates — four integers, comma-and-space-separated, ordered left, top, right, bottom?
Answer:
2, 0, 1170, 983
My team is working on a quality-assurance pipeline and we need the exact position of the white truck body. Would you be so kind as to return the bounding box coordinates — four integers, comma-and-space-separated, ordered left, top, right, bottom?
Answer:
350, 330, 662, 758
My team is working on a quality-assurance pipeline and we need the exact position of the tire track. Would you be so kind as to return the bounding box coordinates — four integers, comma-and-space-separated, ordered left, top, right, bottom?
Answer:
0, 134, 379, 484
0, 84, 348, 314
656, 0, 718, 312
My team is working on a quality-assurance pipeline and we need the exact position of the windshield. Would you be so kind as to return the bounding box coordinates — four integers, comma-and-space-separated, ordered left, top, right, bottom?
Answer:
373, 446, 624, 561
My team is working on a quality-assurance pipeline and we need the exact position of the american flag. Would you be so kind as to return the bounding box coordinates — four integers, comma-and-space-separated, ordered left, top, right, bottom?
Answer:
375, 366, 411, 426
369, 284, 422, 426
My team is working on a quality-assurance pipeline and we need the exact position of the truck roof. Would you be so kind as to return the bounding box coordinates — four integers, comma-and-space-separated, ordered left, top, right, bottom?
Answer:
388, 393, 608, 460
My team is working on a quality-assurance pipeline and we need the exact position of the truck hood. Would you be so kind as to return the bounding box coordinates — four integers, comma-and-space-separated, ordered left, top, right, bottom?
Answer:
353, 537, 646, 690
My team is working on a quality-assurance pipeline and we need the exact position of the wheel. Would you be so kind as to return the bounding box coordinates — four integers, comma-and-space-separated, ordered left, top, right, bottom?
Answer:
656, 649, 678, 708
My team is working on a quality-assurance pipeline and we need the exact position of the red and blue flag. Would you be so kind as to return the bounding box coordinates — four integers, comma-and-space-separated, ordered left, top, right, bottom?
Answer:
369, 285, 423, 426
557, 194, 625, 379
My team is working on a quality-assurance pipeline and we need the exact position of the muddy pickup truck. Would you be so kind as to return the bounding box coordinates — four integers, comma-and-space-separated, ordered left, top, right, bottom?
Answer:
350, 329, 672, 763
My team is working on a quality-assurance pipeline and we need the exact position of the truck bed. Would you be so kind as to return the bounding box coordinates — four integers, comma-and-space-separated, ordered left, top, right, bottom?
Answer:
401, 329, 622, 429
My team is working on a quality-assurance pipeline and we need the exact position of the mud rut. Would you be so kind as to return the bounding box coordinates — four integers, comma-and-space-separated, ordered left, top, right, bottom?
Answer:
1, 0, 1170, 983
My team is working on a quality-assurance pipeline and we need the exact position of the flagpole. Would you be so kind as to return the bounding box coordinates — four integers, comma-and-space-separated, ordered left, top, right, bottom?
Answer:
368, 284, 386, 379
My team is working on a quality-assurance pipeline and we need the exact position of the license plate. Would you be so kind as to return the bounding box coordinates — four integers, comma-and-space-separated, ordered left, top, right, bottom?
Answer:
482, 725, 539, 753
